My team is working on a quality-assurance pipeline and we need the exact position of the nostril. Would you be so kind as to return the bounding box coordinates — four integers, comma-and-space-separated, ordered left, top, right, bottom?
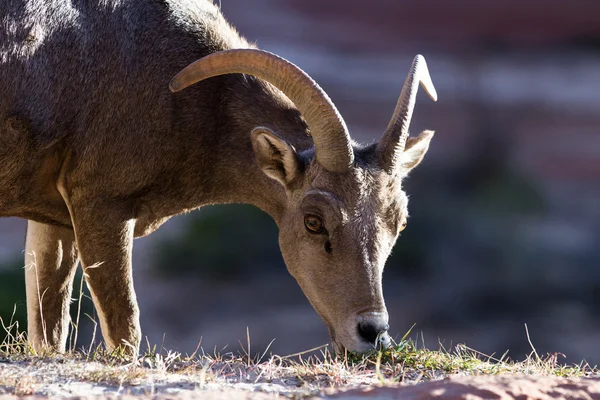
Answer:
357, 321, 389, 345
357, 322, 377, 344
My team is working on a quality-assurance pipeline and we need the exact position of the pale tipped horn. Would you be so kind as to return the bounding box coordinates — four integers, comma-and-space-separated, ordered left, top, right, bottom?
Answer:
170, 49, 354, 172
377, 55, 437, 173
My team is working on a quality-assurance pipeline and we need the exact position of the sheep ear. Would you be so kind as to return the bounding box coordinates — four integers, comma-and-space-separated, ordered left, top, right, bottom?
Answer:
251, 127, 302, 187
398, 130, 434, 176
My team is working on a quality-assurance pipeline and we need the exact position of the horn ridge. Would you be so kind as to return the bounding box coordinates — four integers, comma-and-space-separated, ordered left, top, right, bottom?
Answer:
377, 54, 437, 174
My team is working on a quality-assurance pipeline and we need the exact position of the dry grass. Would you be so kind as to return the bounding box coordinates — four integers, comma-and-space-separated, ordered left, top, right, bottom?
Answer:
0, 315, 598, 398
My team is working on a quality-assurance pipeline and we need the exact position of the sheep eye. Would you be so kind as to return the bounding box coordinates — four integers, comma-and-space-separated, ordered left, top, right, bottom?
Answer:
304, 215, 324, 234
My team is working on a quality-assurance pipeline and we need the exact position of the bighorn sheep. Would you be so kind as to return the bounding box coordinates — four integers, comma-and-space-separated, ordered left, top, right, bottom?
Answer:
0, 0, 437, 355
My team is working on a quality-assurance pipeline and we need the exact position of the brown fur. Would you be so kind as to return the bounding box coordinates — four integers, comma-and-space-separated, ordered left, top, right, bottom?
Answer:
0, 0, 435, 355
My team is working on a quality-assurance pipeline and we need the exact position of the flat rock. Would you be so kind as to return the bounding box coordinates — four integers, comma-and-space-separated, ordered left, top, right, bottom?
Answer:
324, 375, 600, 399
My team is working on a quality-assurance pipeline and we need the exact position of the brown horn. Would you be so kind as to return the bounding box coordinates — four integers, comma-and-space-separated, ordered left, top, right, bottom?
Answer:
170, 49, 354, 172
377, 55, 437, 174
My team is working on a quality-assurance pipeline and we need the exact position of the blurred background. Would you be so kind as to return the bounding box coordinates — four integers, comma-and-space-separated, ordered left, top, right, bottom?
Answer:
1, 0, 599, 364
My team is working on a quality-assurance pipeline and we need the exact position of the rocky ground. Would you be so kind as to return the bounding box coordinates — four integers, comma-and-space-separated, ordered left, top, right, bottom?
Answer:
327, 376, 600, 399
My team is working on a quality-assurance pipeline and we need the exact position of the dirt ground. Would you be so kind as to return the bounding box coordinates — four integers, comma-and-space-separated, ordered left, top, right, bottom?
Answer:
1, 356, 600, 399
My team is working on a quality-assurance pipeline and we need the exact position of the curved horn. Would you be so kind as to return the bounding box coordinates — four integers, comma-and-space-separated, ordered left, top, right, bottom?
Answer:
377, 55, 437, 174
170, 49, 354, 172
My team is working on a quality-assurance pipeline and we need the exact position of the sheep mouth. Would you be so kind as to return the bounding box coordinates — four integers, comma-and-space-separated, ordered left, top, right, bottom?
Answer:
331, 339, 344, 354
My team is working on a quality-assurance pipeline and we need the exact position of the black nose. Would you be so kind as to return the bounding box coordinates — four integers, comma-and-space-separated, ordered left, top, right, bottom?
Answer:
357, 320, 390, 345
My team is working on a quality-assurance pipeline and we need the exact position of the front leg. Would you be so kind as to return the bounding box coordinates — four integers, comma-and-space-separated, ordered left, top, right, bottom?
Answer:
25, 221, 79, 352
68, 204, 141, 355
